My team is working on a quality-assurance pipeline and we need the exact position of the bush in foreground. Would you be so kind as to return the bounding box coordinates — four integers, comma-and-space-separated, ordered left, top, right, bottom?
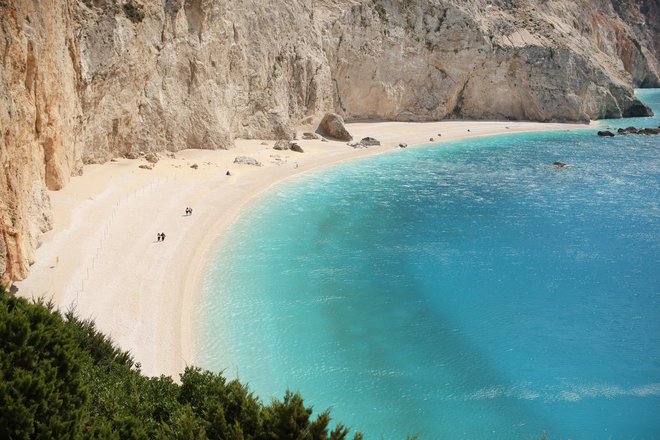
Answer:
0, 286, 362, 439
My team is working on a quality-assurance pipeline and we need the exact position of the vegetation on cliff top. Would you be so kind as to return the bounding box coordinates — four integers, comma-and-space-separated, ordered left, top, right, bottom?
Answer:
0, 285, 364, 439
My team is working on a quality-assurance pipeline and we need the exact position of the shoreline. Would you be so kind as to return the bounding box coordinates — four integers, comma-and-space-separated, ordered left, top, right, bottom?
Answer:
14, 119, 589, 378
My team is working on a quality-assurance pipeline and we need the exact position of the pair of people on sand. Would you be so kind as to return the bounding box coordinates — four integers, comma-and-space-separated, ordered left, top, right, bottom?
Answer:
157, 232, 166, 242
185, 207, 193, 216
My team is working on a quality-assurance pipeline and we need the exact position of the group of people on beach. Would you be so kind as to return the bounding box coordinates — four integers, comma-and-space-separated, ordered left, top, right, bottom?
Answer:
156, 206, 193, 242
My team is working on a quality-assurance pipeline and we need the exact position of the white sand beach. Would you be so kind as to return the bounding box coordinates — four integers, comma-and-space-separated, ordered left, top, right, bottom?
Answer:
14, 120, 588, 378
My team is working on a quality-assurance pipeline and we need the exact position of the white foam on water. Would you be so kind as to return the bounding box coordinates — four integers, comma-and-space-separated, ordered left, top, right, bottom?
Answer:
463, 382, 660, 402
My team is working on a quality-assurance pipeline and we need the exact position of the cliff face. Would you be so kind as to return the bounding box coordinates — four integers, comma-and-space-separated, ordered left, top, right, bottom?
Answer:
329, 0, 659, 121
1, 0, 658, 286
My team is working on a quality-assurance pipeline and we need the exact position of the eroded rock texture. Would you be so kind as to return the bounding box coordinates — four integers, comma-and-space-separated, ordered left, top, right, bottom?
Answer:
1, 0, 658, 285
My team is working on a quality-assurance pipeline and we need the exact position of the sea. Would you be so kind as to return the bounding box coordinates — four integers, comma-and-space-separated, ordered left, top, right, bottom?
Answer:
197, 90, 660, 439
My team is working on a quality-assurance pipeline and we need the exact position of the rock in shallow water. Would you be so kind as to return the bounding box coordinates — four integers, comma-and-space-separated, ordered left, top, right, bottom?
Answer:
623, 102, 654, 118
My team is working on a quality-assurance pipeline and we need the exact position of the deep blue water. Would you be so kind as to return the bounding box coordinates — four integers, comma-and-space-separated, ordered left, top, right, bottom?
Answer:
197, 91, 660, 439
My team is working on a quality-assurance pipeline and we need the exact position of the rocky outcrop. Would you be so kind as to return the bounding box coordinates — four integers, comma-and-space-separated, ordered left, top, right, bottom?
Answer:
603, 126, 660, 136
1, 0, 659, 285
317, 113, 353, 141
327, 0, 658, 123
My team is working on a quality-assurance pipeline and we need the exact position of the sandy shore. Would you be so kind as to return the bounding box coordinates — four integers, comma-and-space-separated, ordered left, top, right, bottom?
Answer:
14, 120, 588, 378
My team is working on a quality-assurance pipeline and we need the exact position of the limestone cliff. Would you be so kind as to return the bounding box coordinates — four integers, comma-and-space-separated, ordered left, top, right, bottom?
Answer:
1, 0, 658, 285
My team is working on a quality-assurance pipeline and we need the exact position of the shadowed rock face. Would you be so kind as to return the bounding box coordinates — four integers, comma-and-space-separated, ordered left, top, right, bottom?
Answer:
1, 0, 658, 285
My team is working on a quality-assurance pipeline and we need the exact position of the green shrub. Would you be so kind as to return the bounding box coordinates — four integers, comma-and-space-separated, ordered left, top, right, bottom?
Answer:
123, 1, 145, 23
0, 293, 363, 439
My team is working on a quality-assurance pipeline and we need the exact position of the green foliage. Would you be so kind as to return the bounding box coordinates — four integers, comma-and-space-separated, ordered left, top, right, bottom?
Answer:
122, 1, 145, 23
0, 294, 363, 439
0, 296, 88, 439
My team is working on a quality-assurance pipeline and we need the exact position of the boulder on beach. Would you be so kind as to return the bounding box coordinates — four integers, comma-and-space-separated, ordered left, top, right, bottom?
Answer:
317, 113, 353, 141
139, 164, 153, 170
597, 130, 615, 137
290, 143, 304, 153
233, 156, 263, 166
273, 140, 290, 151
190, 163, 198, 169
360, 137, 381, 146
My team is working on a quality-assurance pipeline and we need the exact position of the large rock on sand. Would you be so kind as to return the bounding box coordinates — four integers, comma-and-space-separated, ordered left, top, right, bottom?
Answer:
317, 113, 353, 141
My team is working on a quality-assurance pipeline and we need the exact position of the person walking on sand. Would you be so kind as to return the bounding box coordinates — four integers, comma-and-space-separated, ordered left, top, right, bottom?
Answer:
161, 232, 166, 242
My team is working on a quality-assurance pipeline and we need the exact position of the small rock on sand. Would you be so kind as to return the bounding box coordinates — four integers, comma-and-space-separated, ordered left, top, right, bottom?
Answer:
234, 156, 263, 166
145, 153, 159, 164
302, 132, 321, 140
139, 164, 153, 170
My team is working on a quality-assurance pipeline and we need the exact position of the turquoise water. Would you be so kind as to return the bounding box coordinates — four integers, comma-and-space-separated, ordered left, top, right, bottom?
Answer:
198, 92, 660, 439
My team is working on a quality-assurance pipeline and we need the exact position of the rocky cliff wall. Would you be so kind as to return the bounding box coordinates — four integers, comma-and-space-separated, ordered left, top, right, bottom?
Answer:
328, 0, 659, 121
1, 0, 658, 286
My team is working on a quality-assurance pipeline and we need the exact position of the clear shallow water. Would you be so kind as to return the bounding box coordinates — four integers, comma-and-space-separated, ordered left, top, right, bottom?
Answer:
198, 92, 660, 439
